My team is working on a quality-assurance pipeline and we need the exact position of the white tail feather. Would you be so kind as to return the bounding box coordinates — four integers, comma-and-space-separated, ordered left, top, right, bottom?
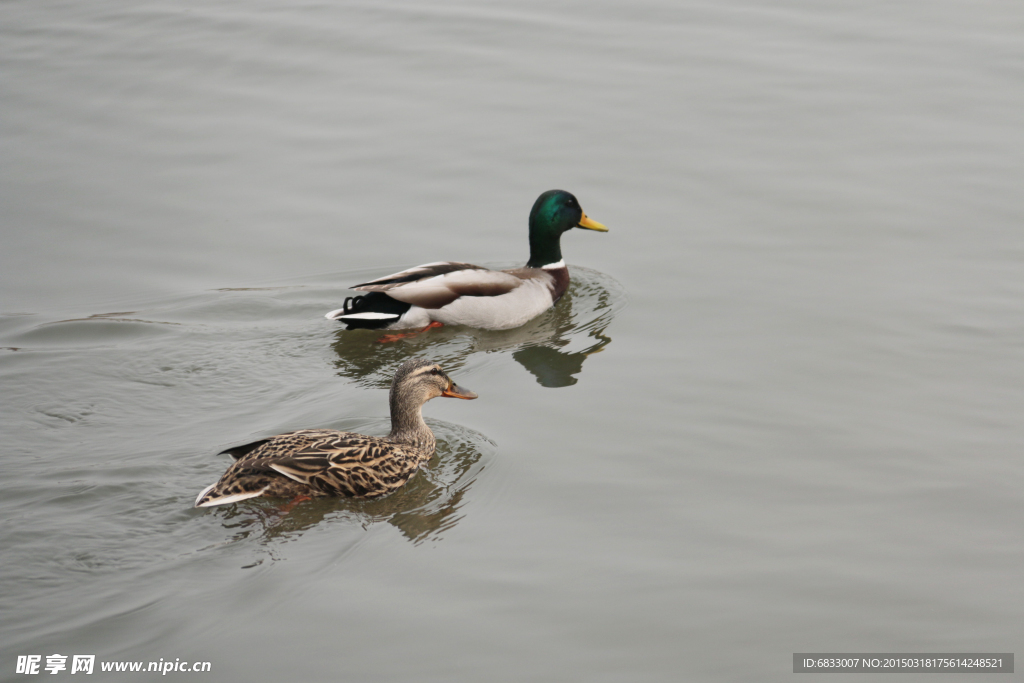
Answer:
194, 484, 269, 508
325, 309, 401, 321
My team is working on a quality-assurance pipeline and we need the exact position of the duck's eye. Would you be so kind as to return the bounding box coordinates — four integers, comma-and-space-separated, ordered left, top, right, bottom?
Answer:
431, 367, 442, 375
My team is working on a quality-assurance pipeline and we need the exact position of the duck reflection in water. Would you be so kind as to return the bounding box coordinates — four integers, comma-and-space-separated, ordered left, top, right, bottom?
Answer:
329, 267, 622, 389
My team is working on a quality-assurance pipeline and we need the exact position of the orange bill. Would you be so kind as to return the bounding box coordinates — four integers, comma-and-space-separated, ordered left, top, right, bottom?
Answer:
442, 380, 478, 400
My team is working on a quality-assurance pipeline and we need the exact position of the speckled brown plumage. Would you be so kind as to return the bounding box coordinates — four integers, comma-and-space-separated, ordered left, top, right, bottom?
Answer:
194, 359, 476, 508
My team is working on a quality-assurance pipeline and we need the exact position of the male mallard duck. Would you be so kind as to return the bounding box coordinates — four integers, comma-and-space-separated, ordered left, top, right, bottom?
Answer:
325, 190, 607, 332
194, 359, 477, 507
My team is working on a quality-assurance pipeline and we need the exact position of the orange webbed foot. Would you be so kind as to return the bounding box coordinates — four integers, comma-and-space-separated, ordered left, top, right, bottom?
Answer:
377, 321, 444, 343
278, 494, 313, 514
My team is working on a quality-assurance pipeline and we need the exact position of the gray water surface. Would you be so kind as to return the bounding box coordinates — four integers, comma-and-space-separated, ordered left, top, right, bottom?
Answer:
2, 0, 1022, 681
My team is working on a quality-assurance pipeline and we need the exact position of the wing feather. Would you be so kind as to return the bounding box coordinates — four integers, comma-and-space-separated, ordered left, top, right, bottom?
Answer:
219, 438, 274, 460
353, 262, 484, 289
356, 267, 523, 310
267, 456, 330, 483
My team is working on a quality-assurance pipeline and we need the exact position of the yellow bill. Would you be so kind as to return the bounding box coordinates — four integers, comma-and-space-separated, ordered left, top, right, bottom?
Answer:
577, 213, 608, 232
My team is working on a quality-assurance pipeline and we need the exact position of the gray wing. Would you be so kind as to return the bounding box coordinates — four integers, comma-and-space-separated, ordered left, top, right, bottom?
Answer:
354, 262, 523, 310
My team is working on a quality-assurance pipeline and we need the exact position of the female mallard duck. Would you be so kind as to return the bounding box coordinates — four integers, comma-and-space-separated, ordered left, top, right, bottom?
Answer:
325, 190, 607, 332
194, 359, 477, 507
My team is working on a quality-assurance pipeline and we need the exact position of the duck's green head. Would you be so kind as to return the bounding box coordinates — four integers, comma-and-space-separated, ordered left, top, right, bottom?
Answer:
527, 190, 607, 268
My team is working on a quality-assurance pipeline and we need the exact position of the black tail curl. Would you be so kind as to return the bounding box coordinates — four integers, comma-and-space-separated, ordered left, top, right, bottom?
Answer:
340, 292, 412, 330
